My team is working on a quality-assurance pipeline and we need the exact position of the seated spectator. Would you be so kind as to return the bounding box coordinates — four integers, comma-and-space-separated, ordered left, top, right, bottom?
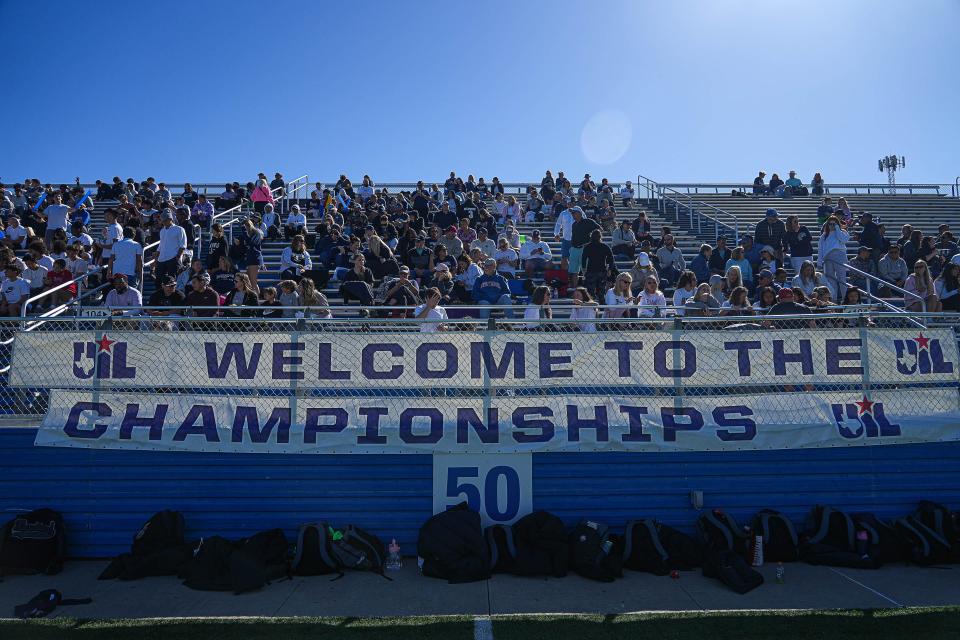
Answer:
723, 264, 745, 299
569, 286, 598, 333
808, 286, 837, 311
472, 257, 514, 319
523, 188, 543, 223
432, 263, 456, 305
64, 244, 89, 280
768, 173, 784, 195
934, 263, 960, 311
383, 266, 420, 309
224, 273, 259, 317
148, 276, 187, 316
44, 258, 76, 306
366, 234, 399, 280
685, 283, 720, 317
811, 172, 825, 196
191, 194, 214, 226
753, 286, 778, 313
259, 287, 283, 318
604, 273, 636, 319
672, 270, 698, 314
176, 259, 207, 294
185, 273, 219, 317
720, 287, 753, 317
877, 245, 908, 295
619, 181, 635, 208
783, 170, 804, 196
104, 273, 142, 315
210, 256, 239, 295
655, 235, 685, 288
339, 253, 375, 314
784, 215, 814, 272
708, 235, 731, 275
757, 245, 777, 274
752, 171, 767, 195
285, 205, 307, 239
470, 227, 497, 258
454, 254, 482, 302
277, 280, 301, 317
725, 247, 753, 287
792, 260, 832, 299
709, 274, 726, 304
494, 238, 519, 279
499, 221, 521, 250
433, 243, 457, 273
834, 197, 852, 224
215, 183, 239, 210
936, 230, 958, 262
847, 245, 875, 290
611, 221, 637, 258
524, 285, 554, 329
629, 253, 658, 295
521, 230, 552, 276
690, 243, 712, 284
414, 287, 447, 332
439, 225, 464, 258
631, 210, 652, 244
21, 254, 48, 299
904, 259, 942, 312
597, 200, 617, 232
0, 263, 30, 316
918, 235, 944, 278
4, 214, 33, 250
280, 235, 313, 281
457, 217, 477, 246
256, 204, 278, 239
637, 275, 667, 317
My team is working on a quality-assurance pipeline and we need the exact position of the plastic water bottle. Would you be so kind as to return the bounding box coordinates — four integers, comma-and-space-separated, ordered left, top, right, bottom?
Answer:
776, 562, 785, 584
387, 538, 402, 571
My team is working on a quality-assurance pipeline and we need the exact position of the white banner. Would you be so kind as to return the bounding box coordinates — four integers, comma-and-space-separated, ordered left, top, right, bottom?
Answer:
10, 328, 959, 389
35, 388, 960, 454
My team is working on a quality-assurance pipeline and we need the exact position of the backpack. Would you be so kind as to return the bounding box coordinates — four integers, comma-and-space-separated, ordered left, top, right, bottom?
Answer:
893, 517, 955, 566
800, 506, 880, 569
623, 520, 704, 575
696, 509, 750, 557
702, 550, 763, 594
568, 520, 622, 583
851, 513, 905, 565
0, 508, 66, 575
485, 524, 517, 574
417, 502, 491, 584
750, 509, 799, 562
99, 510, 192, 580
913, 501, 960, 546
292, 523, 342, 576
511, 510, 569, 578
331, 525, 389, 577
180, 529, 289, 594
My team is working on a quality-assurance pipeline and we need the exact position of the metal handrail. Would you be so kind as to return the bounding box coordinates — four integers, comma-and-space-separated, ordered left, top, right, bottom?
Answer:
657, 182, 950, 196
639, 174, 740, 243
19, 266, 104, 318
283, 175, 310, 215
845, 263, 926, 314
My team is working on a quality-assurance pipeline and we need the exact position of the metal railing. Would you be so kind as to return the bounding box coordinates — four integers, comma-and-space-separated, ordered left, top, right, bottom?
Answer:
639, 174, 740, 243
846, 263, 926, 316
657, 182, 954, 196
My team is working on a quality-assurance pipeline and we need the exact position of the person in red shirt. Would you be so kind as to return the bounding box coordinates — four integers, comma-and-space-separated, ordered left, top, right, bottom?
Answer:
45, 258, 77, 306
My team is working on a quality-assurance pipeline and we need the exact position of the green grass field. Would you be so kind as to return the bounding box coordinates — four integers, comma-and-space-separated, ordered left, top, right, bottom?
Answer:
4, 608, 960, 640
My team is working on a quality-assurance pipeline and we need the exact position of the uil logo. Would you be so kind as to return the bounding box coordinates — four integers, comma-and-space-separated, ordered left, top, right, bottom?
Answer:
72, 334, 136, 379
831, 396, 901, 439
894, 332, 953, 376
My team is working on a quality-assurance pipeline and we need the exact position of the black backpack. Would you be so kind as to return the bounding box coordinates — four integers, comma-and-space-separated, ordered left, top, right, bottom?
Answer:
622, 519, 703, 575
801, 506, 880, 569
331, 525, 389, 577
132, 510, 185, 557
568, 520, 622, 583
417, 502, 490, 584
511, 510, 568, 578
702, 549, 764, 594
696, 509, 749, 557
913, 501, 960, 546
852, 513, 904, 565
0, 508, 66, 575
893, 517, 955, 566
180, 529, 289, 594
292, 523, 342, 576
99, 510, 192, 580
750, 509, 799, 562
485, 524, 517, 574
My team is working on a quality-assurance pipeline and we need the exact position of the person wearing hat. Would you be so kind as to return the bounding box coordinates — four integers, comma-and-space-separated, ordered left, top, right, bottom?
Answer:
472, 257, 514, 319
784, 170, 803, 196
764, 288, 814, 327
109, 226, 144, 289
185, 272, 220, 318
758, 245, 778, 275
619, 180, 635, 208
521, 230, 553, 277
0, 263, 30, 316
103, 273, 143, 315
848, 245, 876, 291
755, 209, 785, 263
154, 209, 186, 285
285, 204, 307, 240
439, 225, 464, 259
752, 171, 767, 195
148, 275, 186, 317
405, 233, 433, 284
629, 252, 659, 296
755, 268, 780, 293
260, 203, 280, 239
470, 226, 497, 258
384, 265, 420, 309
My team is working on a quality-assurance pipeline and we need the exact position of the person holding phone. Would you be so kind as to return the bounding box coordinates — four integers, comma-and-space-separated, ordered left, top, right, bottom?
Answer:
414, 287, 447, 333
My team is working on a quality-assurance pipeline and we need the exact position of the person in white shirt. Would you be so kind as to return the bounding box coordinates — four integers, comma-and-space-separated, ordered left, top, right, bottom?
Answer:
98, 210, 123, 269
67, 221, 94, 250
523, 285, 554, 329
619, 181, 636, 208
28, 244, 54, 271
21, 255, 49, 295
262, 203, 281, 239
414, 287, 447, 333
553, 202, 576, 271
604, 273, 636, 319
494, 238, 518, 278
455, 254, 482, 291
817, 216, 850, 301
520, 229, 553, 276
357, 177, 375, 202
637, 275, 667, 317
0, 264, 31, 316
498, 222, 520, 250
4, 214, 30, 249
155, 210, 187, 284
285, 205, 307, 239
568, 286, 598, 333
41, 192, 74, 248
280, 235, 313, 280
672, 270, 698, 315
65, 245, 90, 279
470, 227, 497, 258
109, 227, 145, 288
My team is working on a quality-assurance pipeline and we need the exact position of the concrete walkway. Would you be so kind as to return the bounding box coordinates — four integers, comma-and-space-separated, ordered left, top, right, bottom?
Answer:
0, 561, 958, 618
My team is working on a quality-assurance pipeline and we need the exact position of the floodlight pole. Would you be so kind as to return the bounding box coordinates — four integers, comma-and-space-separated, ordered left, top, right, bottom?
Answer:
878, 155, 906, 195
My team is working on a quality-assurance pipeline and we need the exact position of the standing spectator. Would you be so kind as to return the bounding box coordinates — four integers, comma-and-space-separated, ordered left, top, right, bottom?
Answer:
754, 209, 785, 260
904, 260, 941, 312
934, 263, 960, 311
243, 218, 264, 293
472, 258, 514, 319
553, 201, 575, 271
109, 227, 144, 288
569, 207, 602, 290
817, 216, 850, 301
877, 245, 908, 296
41, 192, 72, 248
855, 212, 884, 263
783, 215, 813, 272
414, 288, 447, 333
154, 210, 186, 285
690, 244, 712, 284
655, 235, 685, 287
103, 273, 142, 315
249, 178, 274, 213
582, 229, 616, 301
270, 173, 286, 197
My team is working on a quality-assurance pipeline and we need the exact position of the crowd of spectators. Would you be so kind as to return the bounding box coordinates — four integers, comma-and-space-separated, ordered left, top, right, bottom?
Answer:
1, 170, 957, 323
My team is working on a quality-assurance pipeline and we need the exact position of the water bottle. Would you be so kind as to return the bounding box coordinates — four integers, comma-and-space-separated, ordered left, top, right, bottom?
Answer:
387, 538, 402, 571
776, 562, 784, 584
856, 530, 869, 558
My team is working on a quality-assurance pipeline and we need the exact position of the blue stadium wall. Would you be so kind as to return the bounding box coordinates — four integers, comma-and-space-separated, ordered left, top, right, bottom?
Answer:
2, 426, 960, 558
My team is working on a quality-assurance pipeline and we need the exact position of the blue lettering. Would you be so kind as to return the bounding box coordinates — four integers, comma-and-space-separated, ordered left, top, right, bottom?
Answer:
713, 406, 756, 441
272, 343, 304, 380
654, 341, 697, 378
825, 339, 863, 375
173, 405, 220, 442
538, 343, 573, 378
470, 342, 525, 379
662, 407, 704, 441
723, 341, 761, 376
619, 405, 651, 442
204, 342, 262, 379
361, 344, 404, 380
603, 341, 644, 377
64, 402, 111, 439
511, 407, 555, 443
399, 408, 443, 444
304, 408, 349, 443
456, 408, 499, 444
773, 339, 814, 376
416, 344, 458, 379
356, 407, 389, 444
119, 403, 167, 440
317, 343, 351, 380
231, 406, 291, 443
566, 405, 609, 442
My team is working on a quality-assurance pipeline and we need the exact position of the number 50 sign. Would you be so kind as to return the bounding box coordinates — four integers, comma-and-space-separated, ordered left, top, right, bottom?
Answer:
432, 454, 532, 526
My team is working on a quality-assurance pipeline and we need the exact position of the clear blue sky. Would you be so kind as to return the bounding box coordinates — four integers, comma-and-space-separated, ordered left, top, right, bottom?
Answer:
2, 0, 958, 186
